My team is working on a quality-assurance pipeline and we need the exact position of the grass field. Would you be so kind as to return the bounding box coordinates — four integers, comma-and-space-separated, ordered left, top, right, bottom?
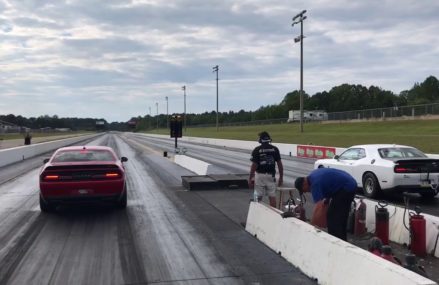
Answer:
146, 119, 439, 153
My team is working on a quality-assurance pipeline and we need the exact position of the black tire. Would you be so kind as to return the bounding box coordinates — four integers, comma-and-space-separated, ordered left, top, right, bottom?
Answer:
362, 172, 380, 198
116, 188, 127, 209
420, 192, 437, 200
317, 165, 324, 169
40, 195, 55, 213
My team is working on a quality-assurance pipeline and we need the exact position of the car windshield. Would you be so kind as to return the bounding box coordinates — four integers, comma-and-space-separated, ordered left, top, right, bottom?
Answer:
52, 150, 116, 162
378, 147, 427, 159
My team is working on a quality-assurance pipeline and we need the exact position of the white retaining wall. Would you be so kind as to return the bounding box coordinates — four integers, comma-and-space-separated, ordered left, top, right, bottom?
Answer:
246, 202, 436, 285
142, 134, 347, 157
0, 134, 100, 168
174, 155, 210, 175
143, 134, 439, 158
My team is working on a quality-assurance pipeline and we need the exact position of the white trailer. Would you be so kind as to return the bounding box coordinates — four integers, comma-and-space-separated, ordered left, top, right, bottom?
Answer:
287, 110, 328, 122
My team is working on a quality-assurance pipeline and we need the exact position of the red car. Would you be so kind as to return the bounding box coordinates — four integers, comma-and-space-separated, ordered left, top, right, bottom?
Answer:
39, 146, 128, 212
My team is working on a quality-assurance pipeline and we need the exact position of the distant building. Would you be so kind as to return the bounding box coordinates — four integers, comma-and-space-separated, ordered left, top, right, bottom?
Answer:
55, 128, 71, 132
0, 120, 21, 133
127, 120, 137, 129
96, 120, 106, 130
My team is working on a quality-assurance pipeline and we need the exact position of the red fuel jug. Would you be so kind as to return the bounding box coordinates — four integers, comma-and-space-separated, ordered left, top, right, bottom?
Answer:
375, 201, 389, 245
354, 198, 367, 236
410, 210, 426, 257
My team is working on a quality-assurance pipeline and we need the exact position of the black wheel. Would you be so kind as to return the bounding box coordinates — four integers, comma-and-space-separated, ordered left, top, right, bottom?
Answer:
420, 192, 437, 200
40, 195, 55, 213
362, 173, 380, 198
116, 188, 127, 209
317, 165, 324, 169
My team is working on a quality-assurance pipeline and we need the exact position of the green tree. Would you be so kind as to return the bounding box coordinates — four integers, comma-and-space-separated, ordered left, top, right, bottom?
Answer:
405, 76, 439, 105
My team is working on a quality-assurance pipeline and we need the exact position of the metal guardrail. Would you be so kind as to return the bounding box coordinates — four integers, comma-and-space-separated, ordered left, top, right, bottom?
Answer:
190, 118, 288, 128
327, 103, 439, 121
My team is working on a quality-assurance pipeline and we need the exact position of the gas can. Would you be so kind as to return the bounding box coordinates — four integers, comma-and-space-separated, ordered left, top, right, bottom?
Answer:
354, 199, 367, 236
410, 214, 426, 257
375, 203, 389, 245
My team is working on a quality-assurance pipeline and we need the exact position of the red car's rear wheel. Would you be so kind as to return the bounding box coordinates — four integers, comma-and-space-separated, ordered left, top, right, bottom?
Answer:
40, 195, 56, 213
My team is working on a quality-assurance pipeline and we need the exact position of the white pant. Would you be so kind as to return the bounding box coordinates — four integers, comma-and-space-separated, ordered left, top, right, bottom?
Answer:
254, 172, 276, 197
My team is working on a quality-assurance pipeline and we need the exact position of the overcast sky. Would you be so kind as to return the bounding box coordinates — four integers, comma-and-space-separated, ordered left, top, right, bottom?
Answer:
1, 0, 438, 122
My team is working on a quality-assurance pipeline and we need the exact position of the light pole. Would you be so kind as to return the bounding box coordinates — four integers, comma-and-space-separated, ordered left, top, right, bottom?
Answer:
165, 96, 169, 128
182, 85, 187, 132
156, 102, 158, 129
292, 9, 307, 133
212, 65, 219, 131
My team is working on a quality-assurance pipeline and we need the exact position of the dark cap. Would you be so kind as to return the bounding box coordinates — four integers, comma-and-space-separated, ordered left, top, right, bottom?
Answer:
295, 177, 305, 194
258, 131, 272, 143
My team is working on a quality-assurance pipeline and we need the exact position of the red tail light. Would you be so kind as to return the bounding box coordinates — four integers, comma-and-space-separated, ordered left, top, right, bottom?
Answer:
105, 173, 120, 178
394, 167, 408, 173
394, 166, 417, 173
44, 175, 60, 180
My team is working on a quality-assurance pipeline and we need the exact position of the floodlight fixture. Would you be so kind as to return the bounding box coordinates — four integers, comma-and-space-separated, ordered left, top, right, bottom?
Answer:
212, 65, 219, 131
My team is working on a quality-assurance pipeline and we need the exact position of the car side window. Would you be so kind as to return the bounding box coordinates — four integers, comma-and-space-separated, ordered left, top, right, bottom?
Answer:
379, 148, 427, 159
402, 148, 427, 158
339, 148, 365, 160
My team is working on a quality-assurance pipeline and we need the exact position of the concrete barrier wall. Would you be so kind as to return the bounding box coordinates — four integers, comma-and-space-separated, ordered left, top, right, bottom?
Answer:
174, 155, 210, 175
142, 134, 347, 157
0, 134, 100, 168
144, 134, 439, 159
246, 202, 436, 285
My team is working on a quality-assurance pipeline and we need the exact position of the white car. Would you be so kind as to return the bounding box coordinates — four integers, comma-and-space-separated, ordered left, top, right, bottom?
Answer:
314, 144, 439, 199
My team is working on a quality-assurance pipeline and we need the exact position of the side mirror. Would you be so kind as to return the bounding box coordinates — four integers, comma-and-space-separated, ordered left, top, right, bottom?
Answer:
121, 157, 128, 162
333, 155, 340, 160
43, 158, 50, 164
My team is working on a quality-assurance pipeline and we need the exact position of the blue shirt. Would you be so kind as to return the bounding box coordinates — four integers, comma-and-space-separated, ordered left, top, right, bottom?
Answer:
308, 168, 357, 202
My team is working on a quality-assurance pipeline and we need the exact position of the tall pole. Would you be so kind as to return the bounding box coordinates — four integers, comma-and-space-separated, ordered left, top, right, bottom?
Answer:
165, 96, 169, 128
292, 10, 307, 133
182, 85, 187, 132
213, 65, 219, 131
156, 102, 158, 129
300, 18, 304, 133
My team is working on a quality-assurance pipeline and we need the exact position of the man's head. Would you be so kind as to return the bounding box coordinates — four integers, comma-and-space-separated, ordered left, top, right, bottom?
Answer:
258, 131, 272, 144
294, 176, 309, 195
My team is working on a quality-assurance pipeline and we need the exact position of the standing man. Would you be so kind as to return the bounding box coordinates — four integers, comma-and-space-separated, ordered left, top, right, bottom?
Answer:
294, 168, 356, 241
249, 131, 283, 207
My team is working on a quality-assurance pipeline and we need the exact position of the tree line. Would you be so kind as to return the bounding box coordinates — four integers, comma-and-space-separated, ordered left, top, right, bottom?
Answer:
133, 75, 439, 130
0, 114, 128, 131
1, 75, 438, 131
